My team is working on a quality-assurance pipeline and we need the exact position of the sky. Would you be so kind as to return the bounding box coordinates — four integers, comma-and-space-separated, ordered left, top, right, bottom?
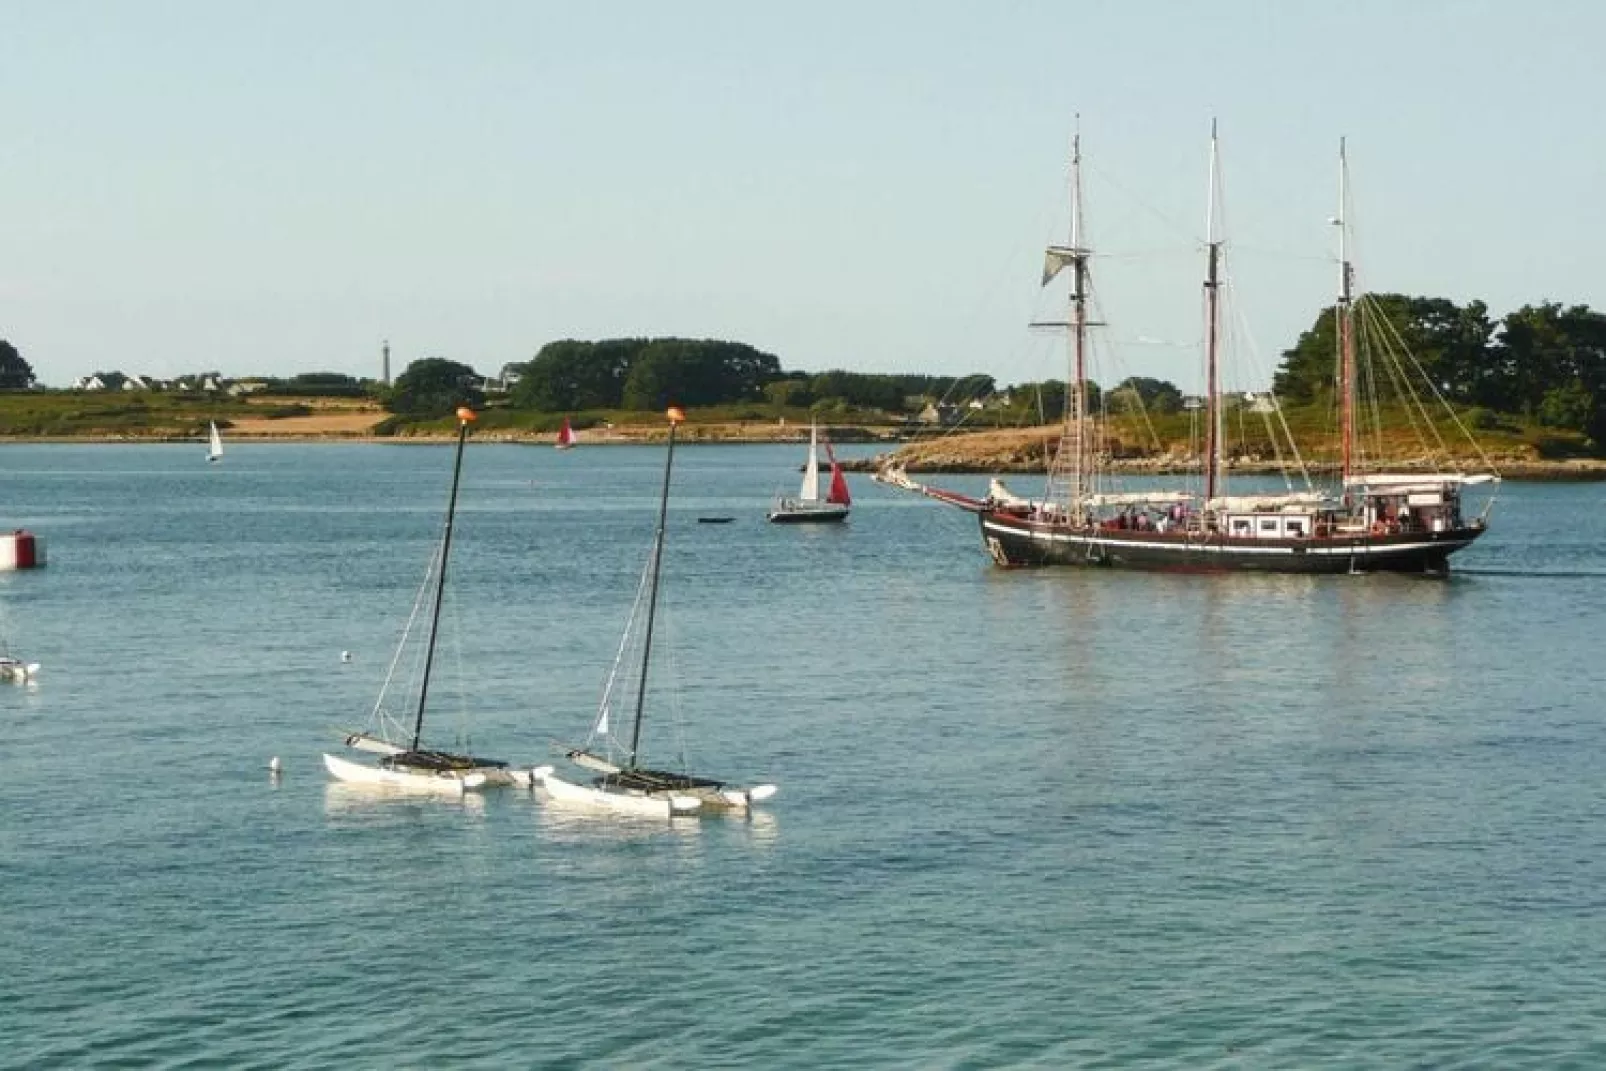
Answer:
3, 0, 1603, 392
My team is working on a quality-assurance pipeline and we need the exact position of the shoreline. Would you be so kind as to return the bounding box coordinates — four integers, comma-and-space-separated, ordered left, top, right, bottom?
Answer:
3, 432, 1603, 480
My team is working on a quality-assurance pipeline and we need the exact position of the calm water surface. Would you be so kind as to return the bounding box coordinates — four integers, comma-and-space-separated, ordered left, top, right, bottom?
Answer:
2, 443, 1603, 1068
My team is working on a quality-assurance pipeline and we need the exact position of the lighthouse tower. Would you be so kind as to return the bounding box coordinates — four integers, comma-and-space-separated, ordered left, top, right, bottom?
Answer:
381, 340, 391, 386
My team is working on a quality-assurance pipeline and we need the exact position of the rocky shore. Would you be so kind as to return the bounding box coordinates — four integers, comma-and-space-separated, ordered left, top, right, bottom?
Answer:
838, 425, 1606, 481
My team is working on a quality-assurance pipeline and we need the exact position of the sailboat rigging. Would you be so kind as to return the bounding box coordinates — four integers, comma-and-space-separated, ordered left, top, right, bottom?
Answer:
768, 423, 851, 523
533, 406, 777, 817
324, 406, 518, 792
879, 125, 1497, 574
206, 421, 223, 464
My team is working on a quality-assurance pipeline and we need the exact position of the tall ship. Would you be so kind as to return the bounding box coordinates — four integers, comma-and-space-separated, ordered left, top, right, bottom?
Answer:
880, 126, 1498, 574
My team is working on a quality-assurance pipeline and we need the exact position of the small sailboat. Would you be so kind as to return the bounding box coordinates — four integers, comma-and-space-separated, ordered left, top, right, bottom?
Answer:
533, 406, 778, 817
206, 421, 223, 463
554, 416, 577, 450
767, 423, 851, 523
324, 406, 519, 793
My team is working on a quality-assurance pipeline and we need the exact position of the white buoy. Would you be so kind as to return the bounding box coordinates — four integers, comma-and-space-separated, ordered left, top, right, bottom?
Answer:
340, 650, 352, 663
268, 756, 282, 774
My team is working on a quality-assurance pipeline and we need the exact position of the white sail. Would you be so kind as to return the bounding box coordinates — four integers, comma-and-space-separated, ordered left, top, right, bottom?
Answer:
1207, 493, 1328, 511
799, 424, 821, 502
207, 422, 223, 462
342, 732, 405, 756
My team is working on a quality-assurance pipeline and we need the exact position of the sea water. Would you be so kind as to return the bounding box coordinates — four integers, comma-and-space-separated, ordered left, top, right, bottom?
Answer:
2, 443, 1603, 1068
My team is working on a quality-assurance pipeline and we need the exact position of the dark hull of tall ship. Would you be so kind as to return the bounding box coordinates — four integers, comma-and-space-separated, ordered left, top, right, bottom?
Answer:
978, 510, 1486, 574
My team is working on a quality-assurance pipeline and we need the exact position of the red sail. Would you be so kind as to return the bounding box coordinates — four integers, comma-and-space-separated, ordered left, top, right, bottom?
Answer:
555, 417, 575, 449
824, 443, 851, 505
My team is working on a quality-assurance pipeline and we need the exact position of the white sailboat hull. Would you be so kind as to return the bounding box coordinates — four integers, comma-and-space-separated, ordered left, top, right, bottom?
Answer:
535, 769, 702, 817
0, 659, 39, 682
322, 751, 495, 793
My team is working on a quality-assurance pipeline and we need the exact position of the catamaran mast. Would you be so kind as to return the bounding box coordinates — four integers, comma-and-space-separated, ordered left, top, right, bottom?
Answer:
411, 406, 475, 751
1203, 120, 1223, 504
629, 406, 682, 766
1336, 137, 1356, 498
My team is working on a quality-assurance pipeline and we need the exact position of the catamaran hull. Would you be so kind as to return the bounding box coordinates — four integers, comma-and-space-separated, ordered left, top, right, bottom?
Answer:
322, 751, 500, 793
536, 771, 702, 817
979, 513, 1486, 574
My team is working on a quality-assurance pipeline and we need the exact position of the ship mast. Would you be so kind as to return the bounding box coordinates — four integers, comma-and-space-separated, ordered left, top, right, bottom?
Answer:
1202, 120, 1223, 504
1335, 137, 1355, 499
1040, 122, 1092, 520
1068, 129, 1089, 515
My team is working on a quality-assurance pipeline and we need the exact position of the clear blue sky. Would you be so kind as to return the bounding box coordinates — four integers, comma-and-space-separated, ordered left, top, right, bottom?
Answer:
3, 0, 1601, 392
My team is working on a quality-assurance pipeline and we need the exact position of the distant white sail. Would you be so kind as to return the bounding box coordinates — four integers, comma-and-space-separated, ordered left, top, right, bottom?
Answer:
799, 424, 821, 501
207, 421, 223, 462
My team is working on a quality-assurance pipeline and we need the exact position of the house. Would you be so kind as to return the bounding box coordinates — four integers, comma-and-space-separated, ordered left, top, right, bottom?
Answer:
918, 402, 961, 426
72, 375, 108, 391
227, 379, 269, 396
122, 374, 149, 391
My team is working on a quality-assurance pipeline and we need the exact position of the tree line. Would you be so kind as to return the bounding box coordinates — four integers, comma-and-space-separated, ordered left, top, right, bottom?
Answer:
1274, 296, 1606, 440
12, 295, 1606, 444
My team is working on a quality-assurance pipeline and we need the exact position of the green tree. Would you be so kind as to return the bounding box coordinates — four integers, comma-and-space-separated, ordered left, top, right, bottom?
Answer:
765, 378, 815, 408
1109, 376, 1182, 414
1273, 294, 1497, 407
1493, 303, 1606, 437
510, 339, 638, 410
806, 370, 907, 411
1538, 379, 1595, 432
387, 358, 483, 417
619, 339, 782, 410
0, 340, 35, 389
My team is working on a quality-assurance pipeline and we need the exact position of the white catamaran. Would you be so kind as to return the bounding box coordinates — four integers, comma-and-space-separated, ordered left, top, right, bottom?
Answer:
768, 423, 851, 523
533, 406, 778, 817
324, 406, 520, 793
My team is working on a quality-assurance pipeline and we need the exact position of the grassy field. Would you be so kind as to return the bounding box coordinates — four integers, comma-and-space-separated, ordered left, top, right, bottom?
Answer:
0, 391, 314, 438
